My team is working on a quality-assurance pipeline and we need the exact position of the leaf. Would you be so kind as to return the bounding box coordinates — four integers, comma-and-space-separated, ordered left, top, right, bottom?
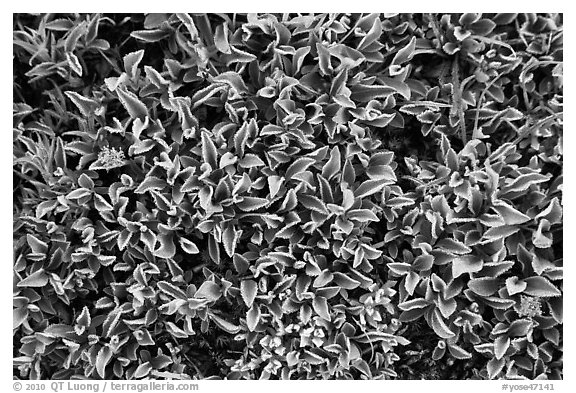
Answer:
366, 164, 396, 182
380, 76, 411, 100
13, 308, 28, 329
353, 359, 372, 378
165, 321, 189, 338
285, 157, 316, 180
322, 146, 341, 180
398, 298, 430, 311
342, 159, 356, 185
332, 272, 361, 290
94, 194, 113, 212
157, 281, 187, 300
487, 356, 505, 379
429, 309, 455, 339
483, 225, 520, 241
387, 262, 412, 275
201, 130, 218, 168
65, 91, 99, 117
222, 45, 257, 66
237, 196, 269, 212
354, 178, 390, 199
508, 319, 533, 337
548, 297, 562, 324
97, 255, 116, 266
482, 296, 516, 310
133, 362, 152, 379
123, 49, 145, 79
452, 255, 483, 278
404, 271, 420, 295
298, 194, 328, 215
195, 281, 221, 302
214, 23, 231, 53
213, 72, 249, 95
192, 84, 227, 110
346, 209, 379, 222
357, 17, 383, 51
134, 176, 168, 194
412, 254, 434, 271
448, 344, 472, 359
176, 13, 198, 39
240, 280, 258, 308
46, 18, 74, 31
102, 309, 122, 338
494, 335, 510, 360
144, 65, 169, 88
222, 224, 239, 257
522, 276, 561, 297
292, 46, 310, 74
535, 197, 562, 225
492, 201, 531, 225
316, 43, 333, 75
469, 19, 497, 36
246, 305, 260, 331
499, 107, 524, 122
532, 223, 553, 249
238, 153, 264, 168
64, 22, 87, 52
36, 200, 59, 219
505, 276, 527, 296
96, 345, 113, 378
26, 234, 48, 254
467, 277, 500, 296
399, 307, 428, 322
44, 324, 75, 338
17, 269, 49, 287
391, 36, 416, 65
493, 13, 518, 25
116, 87, 148, 120
131, 139, 156, 155
67, 187, 92, 200
130, 29, 170, 42
313, 269, 334, 288
179, 237, 200, 254
459, 13, 481, 25
312, 296, 330, 321
209, 313, 240, 334
154, 234, 176, 259
268, 176, 284, 198
435, 238, 471, 254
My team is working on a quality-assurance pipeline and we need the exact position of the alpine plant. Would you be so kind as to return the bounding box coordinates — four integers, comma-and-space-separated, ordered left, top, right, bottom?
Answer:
13, 13, 562, 380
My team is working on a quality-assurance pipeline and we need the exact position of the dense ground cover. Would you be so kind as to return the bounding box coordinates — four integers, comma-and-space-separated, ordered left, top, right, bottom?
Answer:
13, 13, 562, 380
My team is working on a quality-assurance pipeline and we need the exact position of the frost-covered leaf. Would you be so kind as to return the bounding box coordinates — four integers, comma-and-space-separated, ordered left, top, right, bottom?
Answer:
179, 237, 200, 254
354, 178, 390, 199
96, 345, 113, 378
116, 87, 148, 120
312, 296, 330, 321
468, 277, 500, 296
237, 196, 269, 212
522, 276, 561, 297
195, 281, 221, 302
246, 305, 260, 331
17, 269, 49, 287
135, 176, 168, 194
65, 91, 99, 117
123, 49, 145, 79
240, 280, 257, 308
429, 309, 455, 339
452, 255, 483, 278
209, 313, 241, 334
